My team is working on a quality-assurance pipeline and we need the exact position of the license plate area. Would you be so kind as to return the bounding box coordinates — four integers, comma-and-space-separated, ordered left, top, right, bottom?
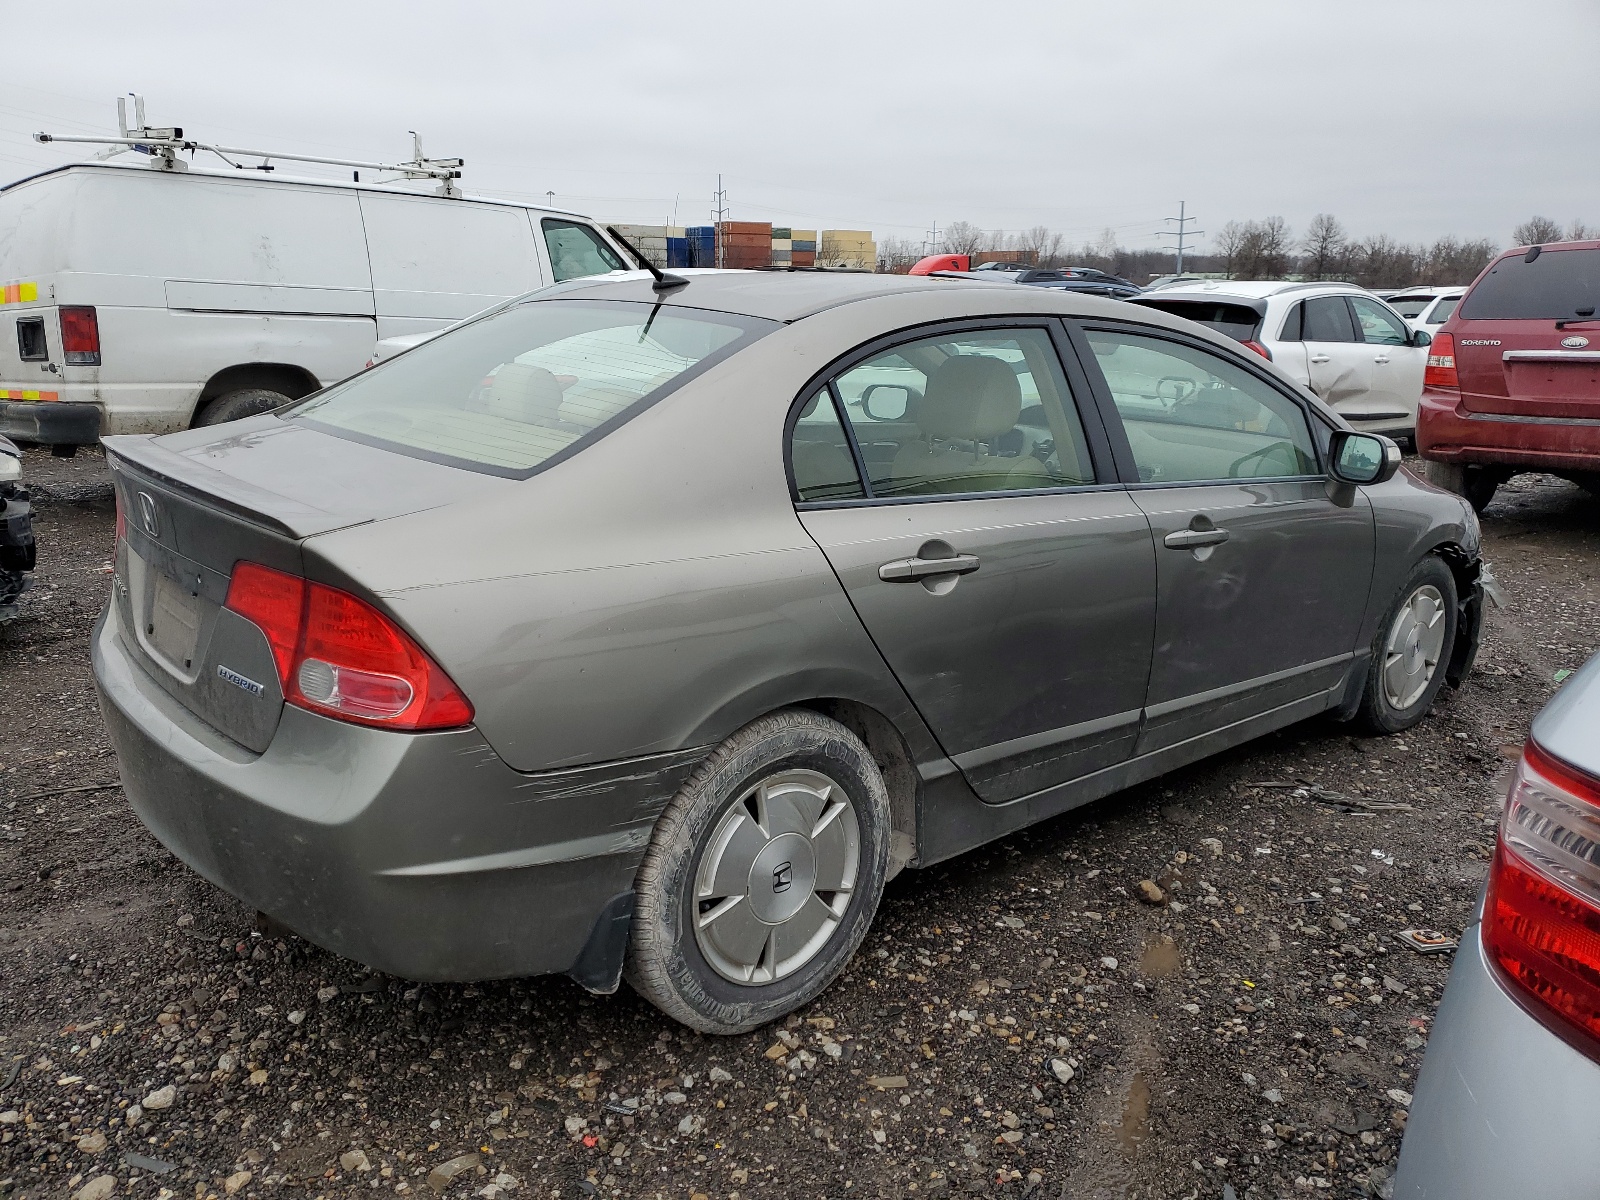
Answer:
126, 547, 222, 682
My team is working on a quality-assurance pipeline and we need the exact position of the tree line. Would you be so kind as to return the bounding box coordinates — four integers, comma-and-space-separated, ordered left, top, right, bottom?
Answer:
879, 214, 1594, 288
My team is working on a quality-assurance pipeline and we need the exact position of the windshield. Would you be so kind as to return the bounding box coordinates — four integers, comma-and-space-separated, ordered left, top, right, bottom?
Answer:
292, 300, 769, 476
1460, 248, 1600, 320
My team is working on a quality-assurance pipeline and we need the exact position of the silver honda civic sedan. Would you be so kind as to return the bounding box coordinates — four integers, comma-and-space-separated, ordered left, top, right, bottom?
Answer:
94, 270, 1486, 1032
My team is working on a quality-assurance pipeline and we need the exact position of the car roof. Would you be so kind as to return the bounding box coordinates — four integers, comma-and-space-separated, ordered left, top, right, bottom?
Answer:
1389, 285, 1467, 297
534, 268, 1051, 322
1138, 279, 1367, 302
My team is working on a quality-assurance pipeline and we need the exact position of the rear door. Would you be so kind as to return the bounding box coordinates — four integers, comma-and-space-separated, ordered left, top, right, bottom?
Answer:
1349, 294, 1425, 425
1453, 245, 1600, 419
1071, 320, 1374, 752
793, 322, 1157, 804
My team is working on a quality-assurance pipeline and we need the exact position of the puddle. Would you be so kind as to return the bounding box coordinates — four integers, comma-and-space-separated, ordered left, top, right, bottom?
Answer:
1139, 934, 1181, 978
1116, 1071, 1151, 1158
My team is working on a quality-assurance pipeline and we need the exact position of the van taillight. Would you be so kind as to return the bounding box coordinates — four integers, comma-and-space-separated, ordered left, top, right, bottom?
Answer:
224, 561, 474, 731
1424, 332, 1458, 389
60, 306, 100, 365
1483, 741, 1600, 1059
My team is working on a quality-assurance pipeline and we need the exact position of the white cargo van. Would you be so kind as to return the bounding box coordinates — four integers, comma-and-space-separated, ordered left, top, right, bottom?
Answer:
0, 162, 630, 446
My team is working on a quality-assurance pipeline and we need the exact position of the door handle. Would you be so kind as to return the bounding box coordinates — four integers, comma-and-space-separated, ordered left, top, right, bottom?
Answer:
1310, 354, 1332, 364
1373, 355, 1390, 364
879, 553, 981, 582
1163, 528, 1230, 550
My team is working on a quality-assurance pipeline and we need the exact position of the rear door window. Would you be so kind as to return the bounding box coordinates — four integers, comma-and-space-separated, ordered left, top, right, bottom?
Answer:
1349, 296, 1411, 345
1459, 248, 1600, 320
542, 220, 627, 282
1084, 328, 1319, 483
805, 327, 1095, 500
1302, 296, 1359, 342
293, 300, 769, 476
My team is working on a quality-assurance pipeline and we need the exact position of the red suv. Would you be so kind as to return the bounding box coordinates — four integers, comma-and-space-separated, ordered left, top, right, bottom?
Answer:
1418, 239, 1600, 511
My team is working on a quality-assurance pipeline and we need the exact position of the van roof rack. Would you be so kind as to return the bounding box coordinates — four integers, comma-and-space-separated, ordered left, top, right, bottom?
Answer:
34, 94, 465, 197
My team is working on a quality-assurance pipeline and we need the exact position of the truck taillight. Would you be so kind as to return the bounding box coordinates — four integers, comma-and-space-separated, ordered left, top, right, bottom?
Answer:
60, 306, 101, 365
224, 561, 474, 731
1483, 741, 1600, 1059
1424, 332, 1458, 389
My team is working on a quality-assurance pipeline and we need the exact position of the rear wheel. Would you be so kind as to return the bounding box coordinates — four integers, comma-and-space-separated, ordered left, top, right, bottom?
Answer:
1357, 556, 1458, 734
194, 387, 293, 427
1424, 460, 1507, 514
626, 709, 891, 1034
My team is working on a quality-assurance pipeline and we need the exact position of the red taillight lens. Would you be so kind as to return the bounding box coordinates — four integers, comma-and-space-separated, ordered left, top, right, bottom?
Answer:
223, 562, 473, 731
59, 306, 100, 365
1483, 741, 1600, 1056
1241, 340, 1273, 361
1424, 331, 1458, 389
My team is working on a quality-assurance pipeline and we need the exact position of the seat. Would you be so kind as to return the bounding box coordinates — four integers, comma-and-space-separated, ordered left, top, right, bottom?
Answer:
884, 355, 1048, 495
479, 363, 568, 425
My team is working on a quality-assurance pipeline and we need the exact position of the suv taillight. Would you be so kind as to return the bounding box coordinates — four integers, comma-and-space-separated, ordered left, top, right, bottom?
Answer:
1483, 741, 1600, 1058
224, 561, 474, 731
1241, 340, 1273, 361
60, 306, 100, 365
1424, 331, 1458, 389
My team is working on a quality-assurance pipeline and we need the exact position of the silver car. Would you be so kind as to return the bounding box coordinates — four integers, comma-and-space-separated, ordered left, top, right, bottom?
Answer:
1395, 651, 1600, 1197
94, 270, 1486, 1033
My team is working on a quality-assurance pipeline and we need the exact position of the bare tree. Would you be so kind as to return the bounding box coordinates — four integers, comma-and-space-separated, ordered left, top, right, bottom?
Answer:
1348, 235, 1424, 290
1422, 236, 1497, 285
1300, 213, 1347, 280
1218, 217, 1292, 278
877, 236, 923, 274
1216, 220, 1248, 278
942, 220, 985, 257
1568, 219, 1595, 241
1018, 225, 1064, 266
1513, 215, 1564, 246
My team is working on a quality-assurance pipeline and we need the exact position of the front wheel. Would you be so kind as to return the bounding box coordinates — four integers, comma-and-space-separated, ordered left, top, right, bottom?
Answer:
1356, 556, 1459, 734
626, 709, 891, 1034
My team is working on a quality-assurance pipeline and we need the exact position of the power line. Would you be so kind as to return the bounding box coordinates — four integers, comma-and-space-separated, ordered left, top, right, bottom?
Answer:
1158, 200, 1204, 273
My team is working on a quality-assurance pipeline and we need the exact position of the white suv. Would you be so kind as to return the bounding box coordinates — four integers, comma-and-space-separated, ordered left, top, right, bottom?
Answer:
1384, 285, 1467, 335
1131, 281, 1428, 438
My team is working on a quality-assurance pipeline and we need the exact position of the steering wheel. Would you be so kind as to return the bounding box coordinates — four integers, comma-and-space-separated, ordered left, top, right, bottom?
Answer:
1228, 440, 1298, 478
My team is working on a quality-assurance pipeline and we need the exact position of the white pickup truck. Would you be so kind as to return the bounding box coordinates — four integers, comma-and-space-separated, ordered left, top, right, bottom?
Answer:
0, 161, 630, 448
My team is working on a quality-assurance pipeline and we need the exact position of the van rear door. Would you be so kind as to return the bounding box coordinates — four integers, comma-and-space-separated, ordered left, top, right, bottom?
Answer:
1454, 245, 1600, 419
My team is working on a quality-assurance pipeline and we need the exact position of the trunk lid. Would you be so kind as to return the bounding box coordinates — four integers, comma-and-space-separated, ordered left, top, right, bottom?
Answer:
1455, 244, 1600, 418
105, 416, 508, 751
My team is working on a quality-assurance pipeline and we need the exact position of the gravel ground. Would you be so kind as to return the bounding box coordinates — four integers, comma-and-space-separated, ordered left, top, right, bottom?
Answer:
1, 448, 1596, 1200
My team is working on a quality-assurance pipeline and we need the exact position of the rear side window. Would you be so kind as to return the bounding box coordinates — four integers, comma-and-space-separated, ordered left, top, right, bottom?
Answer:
542, 220, 626, 282
293, 300, 769, 476
1460, 248, 1600, 320
1302, 296, 1359, 343
1132, 300, 1262, 342
15, 316, 47, 361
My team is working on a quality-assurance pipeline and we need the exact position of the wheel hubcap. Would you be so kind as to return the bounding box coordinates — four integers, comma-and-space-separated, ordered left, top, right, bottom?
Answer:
1382, 584, 1447, 711
693, 769, 860, 986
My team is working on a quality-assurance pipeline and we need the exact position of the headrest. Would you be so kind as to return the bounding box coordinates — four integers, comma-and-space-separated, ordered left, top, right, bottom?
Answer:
918, 355, 1022, 442
481, 362, 565, 424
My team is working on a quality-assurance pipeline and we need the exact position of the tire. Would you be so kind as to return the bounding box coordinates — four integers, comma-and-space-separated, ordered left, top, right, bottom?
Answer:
626, 709, 892, 1034
1423, 459, 1503, 514
1356, 556, 1459, 735
194, 387, 294, 427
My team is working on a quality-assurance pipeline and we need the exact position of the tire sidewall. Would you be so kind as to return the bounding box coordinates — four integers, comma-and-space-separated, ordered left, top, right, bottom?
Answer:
631, 714, 890, 1033
196, 388, 293, 427
1363, 556, 1458, 733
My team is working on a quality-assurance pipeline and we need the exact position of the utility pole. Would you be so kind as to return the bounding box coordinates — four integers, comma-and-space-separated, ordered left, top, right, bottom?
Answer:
924, 222, 940, 256
1159, 200, 1203, 275
712, 174, 728, 268
545, 190, 555, 207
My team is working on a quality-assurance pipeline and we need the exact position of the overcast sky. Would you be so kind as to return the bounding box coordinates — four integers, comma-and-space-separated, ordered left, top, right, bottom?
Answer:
5, 0, 1597, 255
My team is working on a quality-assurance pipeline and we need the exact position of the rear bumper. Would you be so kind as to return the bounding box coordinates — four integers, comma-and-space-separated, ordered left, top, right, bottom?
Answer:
0, 400, 102, 445
1395, 921, 1600, 1199
1417, 387, 1600, 472
93, 602, 702, 988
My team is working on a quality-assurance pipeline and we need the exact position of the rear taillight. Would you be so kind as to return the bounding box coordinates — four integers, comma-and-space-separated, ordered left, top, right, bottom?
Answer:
114, 489, 126, 548
1483, 741, 1600, 1057
223, 561, 473, 731
1240, 340, 1272, 361
1424, 331, 1458, 389
59, 306, 100, 366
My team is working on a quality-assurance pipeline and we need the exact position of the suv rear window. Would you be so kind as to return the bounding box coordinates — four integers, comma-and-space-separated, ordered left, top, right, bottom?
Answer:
1131, 300, 1262, 342
1459, 248, 1600, 320
293, 300, 770, 477
1388, 295, 1435, 317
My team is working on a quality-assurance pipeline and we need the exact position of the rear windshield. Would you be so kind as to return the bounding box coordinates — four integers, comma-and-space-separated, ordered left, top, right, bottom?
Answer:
1387, 295, 1435, 317
292, 300, 770, 477
1460, 248, 1600, 321
1428, 295, 1460, 323
1132, 300, 1262, 342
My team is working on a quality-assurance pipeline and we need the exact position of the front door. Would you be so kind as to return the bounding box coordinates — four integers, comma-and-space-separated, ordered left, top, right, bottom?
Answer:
1348, 294, 1426, 425
1074, 323, 1375, 753
790, 324, 1156, 804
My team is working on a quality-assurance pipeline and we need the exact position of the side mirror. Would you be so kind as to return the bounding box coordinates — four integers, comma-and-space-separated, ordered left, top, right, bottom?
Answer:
1412, 329, 1433, 348
861, 384, 910, 421
1330, 430, 1401, 485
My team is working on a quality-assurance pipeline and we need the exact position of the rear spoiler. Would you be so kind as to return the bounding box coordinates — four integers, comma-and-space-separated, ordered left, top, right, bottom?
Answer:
103, 434, 359, 539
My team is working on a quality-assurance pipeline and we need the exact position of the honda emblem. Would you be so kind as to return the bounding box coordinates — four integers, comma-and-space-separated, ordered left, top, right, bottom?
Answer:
136, 491, 160, 537
772, 861, 793, 893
